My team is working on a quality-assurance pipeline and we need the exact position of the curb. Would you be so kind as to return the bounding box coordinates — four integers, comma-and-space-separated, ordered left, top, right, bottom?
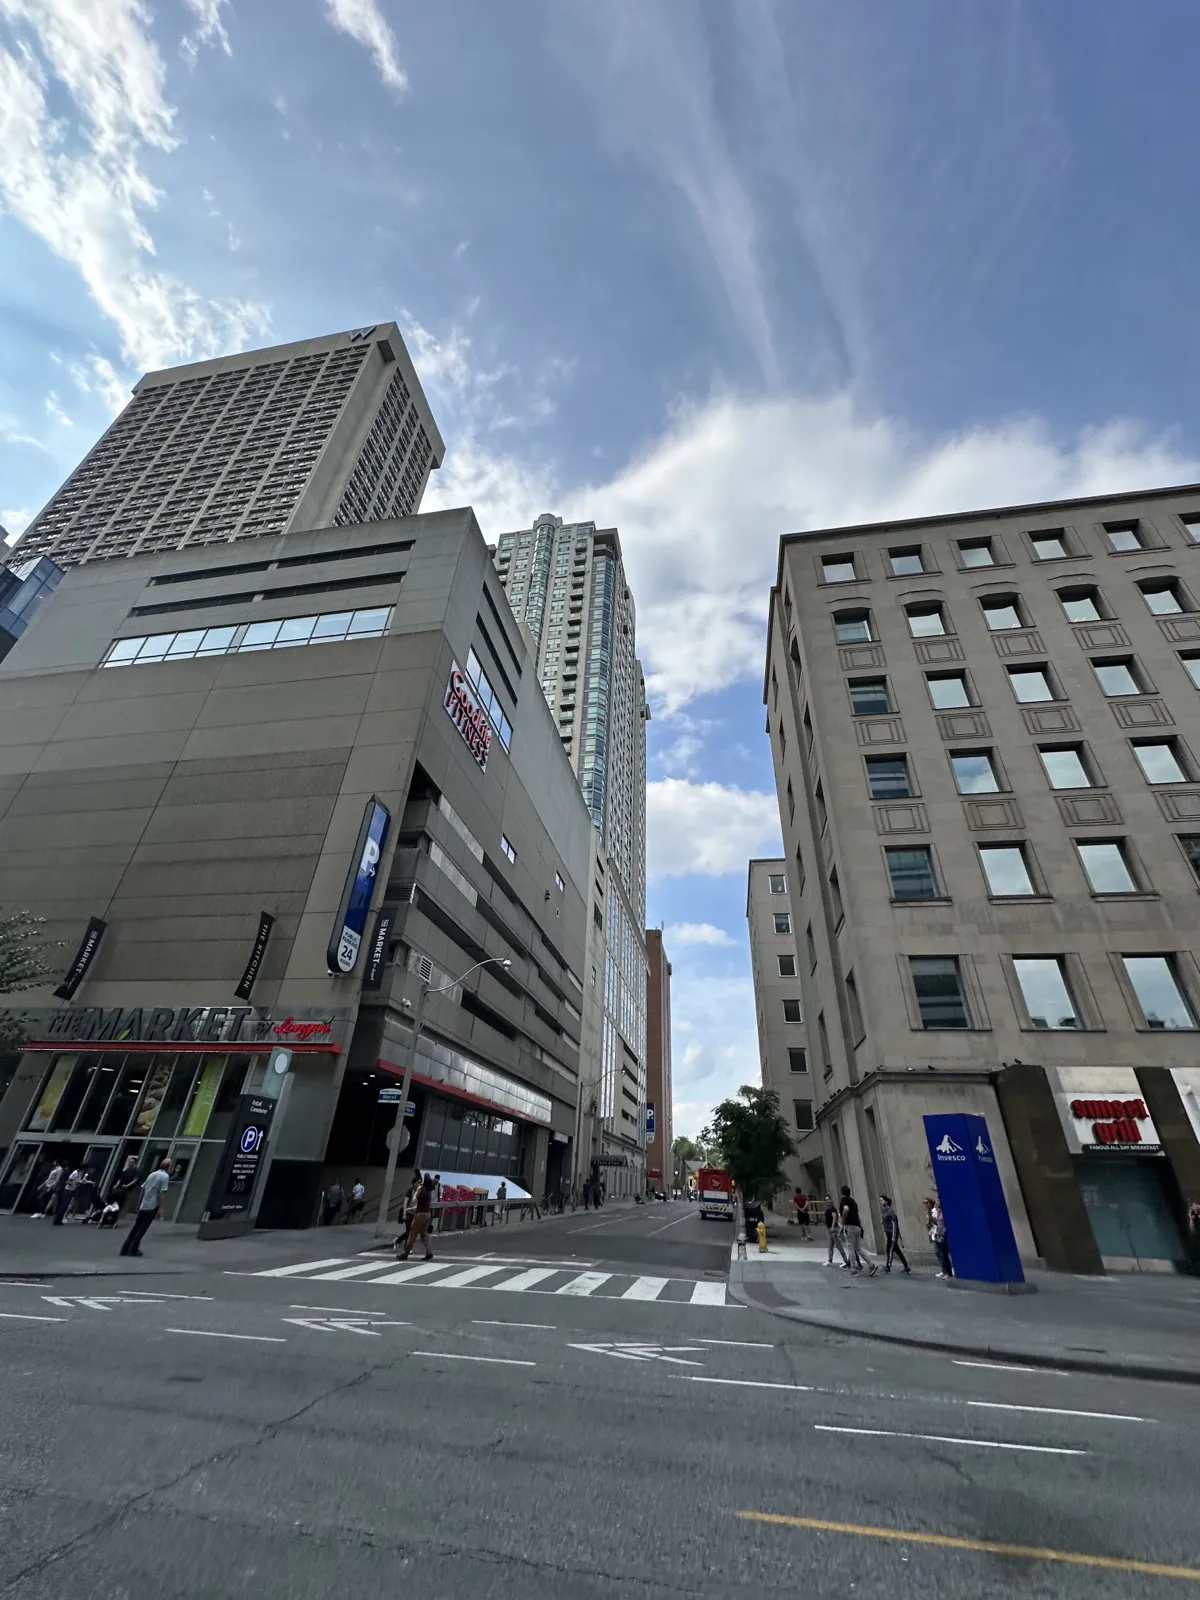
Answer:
0, 1267, 193, 1280
726, 1259, 1200, 1388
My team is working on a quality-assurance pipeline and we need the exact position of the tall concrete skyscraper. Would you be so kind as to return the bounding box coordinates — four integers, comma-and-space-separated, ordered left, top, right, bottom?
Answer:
14, 325, 443, 568
493, 514, 651, 1194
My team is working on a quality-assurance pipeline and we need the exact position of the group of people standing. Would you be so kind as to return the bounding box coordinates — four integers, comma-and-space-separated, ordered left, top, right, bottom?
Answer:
29, 1154, 175, 1257
817, 1187, 952, 1277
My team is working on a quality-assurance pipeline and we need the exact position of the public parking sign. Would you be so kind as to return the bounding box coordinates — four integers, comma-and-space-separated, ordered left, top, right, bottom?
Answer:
207, 1094, 276, 1217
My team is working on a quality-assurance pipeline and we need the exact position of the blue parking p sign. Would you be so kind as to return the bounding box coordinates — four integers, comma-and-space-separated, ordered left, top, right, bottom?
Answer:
646, 1102, 655, 1136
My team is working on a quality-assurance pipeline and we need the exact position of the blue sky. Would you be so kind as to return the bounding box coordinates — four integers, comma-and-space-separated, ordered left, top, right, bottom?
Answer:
3, 1, 1199, 1135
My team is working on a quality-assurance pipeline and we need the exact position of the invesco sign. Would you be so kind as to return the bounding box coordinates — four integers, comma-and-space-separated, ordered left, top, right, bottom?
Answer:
444, 662, 492, 770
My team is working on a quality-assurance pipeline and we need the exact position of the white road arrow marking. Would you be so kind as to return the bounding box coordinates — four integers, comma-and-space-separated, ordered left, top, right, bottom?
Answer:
568, 1342, 706, 1366
282, 1317, 408, 1336
42, 1295, 134, 1311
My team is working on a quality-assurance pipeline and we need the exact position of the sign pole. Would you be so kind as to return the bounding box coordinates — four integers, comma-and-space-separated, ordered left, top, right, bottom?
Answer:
374, 978, 426, 1237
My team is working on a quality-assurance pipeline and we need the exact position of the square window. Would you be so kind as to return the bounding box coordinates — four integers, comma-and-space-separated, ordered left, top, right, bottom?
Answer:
1105, 520, 1145, 552
165, 630, 206, 657
500, 835, 516, 865
849, 677, 892, 716
823, 555, 857, 583
135, 632, 175, 662
778, 954, 797, 977
312, 611, 355, 640
958, 539, 995, 568
885, 846, 938, 901
274, 616, 317, 647
1014, 957, 1081, 1029
768, 873, 787, 893
1038, 744, 1094, 789
906, 603, 947, 637
889, 546, 925, 576
197, 625, 237, 655
834, 609, 874, 644
866, 755, 913, 800
951, 750, 1001, 793
1139, 580, 1188, 616
1132, 740, 1188, 784
793, 1099, 815, 1132
981, 596, 1025, 631
788, 1048, 809, 1073
980, 845, 1035, 897
1058, 587, 1104, 624
1007, 666, 1055, 703
1092, 658, 1143, 696
773, 913, 791, 935
104, 637, 143, 666
927, 672, 971, 709
1029, 530, 1068, 560
1077, 840, 1136, 894
238, 621, 283, 651
1177, 835, 1200, 882
1182, 516, 1200, 544
910, 956, 970, 1029
1121, 955, 1196, 1030
783, 999, 803, 1023
1182, 653, 1200, 689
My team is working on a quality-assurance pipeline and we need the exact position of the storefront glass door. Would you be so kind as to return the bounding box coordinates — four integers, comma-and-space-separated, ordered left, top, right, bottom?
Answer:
1076, 1156, 1183, 1265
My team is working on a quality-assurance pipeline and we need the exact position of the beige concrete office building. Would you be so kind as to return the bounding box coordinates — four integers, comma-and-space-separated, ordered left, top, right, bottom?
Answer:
746, 859, 810, 1201
0, 509, 593, 1227
644, 928, 673, 1192
765, 486, 1200, 1273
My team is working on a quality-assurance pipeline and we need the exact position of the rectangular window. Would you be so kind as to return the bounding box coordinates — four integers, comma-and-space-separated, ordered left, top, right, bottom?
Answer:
889, 546, 925, 576
1105, 520, 1145, 552
554, 871, 565, 892
1132, 739, 1189, 784
829, 869, 844, 927
778, 954, 797, 977
500, 835, 516, 865
1007, 665, 1056, 703
1181, 653, 1200, 689
905, 602, 947, 637
885, 846, 939, 901
849, 677, 892, 715
958, 538, 995, 568
980, 844, 1035, 897
1014, 957, 1081, 1030
1029, 529, 1068, 560
927, 672, 971, 709
1058, 586, 1105, 623
786, 779, 796, 824
768, 873, 787, 893
794, 1099, 815, 1133
817, 1012, 831, 1071
1077, 840, 1137, 894
1182, 516, 1200, 544
981, 595, 1025, 631
1092, 657, 1144, 697
101, 605, 395, 667
834, 609, 874, 644
1038, 744, 1095, 789
1177, 835, 1200, 883
773, 913, 791, 935
778, 720, 786, 758
783, 999, 803, 1023
865, 755, 913, 800
814, 782, 827, 833
788, 1048, 809, 1074
910, 956, 970, 1029
951, 750, 1001, 793
806, 923, 817, 970
845, 971, 864, 1040
1138, 579, 1190, 616
1121, 955, 1196, 1030
823, 555, 858, 583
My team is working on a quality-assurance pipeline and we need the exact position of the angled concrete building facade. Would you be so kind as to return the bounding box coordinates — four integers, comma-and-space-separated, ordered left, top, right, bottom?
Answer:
746, 858, 811, 1201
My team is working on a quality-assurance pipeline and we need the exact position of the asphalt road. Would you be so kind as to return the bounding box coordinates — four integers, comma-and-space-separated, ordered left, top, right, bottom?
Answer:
1, 1201, 1197, 1598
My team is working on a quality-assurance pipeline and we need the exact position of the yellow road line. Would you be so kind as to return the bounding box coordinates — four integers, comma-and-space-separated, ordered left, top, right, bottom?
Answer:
735, 1512, 1200, 1582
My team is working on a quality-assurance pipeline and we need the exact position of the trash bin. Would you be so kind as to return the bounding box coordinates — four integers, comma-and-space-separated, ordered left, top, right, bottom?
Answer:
743, 1198, 764, 1244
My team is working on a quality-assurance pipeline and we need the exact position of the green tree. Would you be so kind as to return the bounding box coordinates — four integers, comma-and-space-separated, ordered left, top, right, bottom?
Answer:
702, 1086, 796, 1203
0, 910, 59, 1050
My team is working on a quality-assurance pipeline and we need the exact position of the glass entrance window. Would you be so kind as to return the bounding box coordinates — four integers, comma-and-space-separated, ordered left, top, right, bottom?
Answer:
67, 1057, 113, 1134
100, 1060, 150, 1136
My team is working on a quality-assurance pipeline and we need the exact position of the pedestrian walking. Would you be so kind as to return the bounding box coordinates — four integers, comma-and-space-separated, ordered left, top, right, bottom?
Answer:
496, 1180, 507, 1224
927, 1196, 953, 1278
321, 1179, 344, 1226
32, 1160, 64, 1218
119, 1158, 172, 1257
793, 1188, 811, 1239
76, 1166, 101, 1223
344, 1180, 366, 1224
840, 1186, 877, 1276
398, 1173, 435, 1261
879, 1195, 911, 1274
53, 1166, 84, 1226
823, 1194, 849, 1266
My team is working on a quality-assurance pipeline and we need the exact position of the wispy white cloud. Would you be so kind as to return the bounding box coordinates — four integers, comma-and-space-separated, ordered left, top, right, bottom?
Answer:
68, 354, 129, 418
1, 508, 32, 537
664, 922, 736, 948
43, 392, 70, 426
323, 0, 406, 92
0, 0, 268, 373
648, 779, 780, 878
180, 0, 232, 67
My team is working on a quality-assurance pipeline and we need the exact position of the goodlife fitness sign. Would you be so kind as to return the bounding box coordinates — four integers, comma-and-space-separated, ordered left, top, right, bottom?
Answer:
1059, 1093, 1162, 1153
444, 662, 492, 771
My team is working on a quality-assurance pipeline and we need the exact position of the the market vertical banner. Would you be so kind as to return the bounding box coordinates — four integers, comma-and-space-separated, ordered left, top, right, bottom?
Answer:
53, 916, 107, 1000
234, 911, 274, 1001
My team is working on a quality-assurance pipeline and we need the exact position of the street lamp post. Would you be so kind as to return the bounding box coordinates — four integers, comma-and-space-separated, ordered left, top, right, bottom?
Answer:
374, 955, 512, 1237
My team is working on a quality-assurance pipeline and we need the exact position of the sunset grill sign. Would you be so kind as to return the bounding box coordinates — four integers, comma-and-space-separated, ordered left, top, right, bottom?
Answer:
1061, 1094, 1162, 1154
444, 662, 492, 770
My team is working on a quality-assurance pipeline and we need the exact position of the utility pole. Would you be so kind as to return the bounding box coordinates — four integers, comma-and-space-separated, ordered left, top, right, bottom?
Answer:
374, 956, 511, 1237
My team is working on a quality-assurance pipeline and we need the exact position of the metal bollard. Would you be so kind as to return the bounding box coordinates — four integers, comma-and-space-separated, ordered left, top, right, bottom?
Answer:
757, 1220, 768, 1253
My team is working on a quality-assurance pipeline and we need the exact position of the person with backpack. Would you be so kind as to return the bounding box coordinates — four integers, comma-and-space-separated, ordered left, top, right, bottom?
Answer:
321, 1179, 344, 1226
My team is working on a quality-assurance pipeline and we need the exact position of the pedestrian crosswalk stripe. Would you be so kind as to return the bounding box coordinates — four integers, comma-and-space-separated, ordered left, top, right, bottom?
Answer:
234, 1258, 731, 1306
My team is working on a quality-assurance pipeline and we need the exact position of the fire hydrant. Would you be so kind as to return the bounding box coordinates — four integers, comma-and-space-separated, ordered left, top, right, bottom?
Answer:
757, 1220, 768, 1253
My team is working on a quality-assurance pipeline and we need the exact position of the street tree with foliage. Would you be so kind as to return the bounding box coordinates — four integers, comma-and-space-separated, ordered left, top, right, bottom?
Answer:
702, 1086, 796, 1203
0, 909, 59, 1050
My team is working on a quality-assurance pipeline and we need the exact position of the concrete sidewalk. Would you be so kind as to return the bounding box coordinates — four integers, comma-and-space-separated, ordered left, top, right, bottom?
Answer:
728, 1225, 1200, 1384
